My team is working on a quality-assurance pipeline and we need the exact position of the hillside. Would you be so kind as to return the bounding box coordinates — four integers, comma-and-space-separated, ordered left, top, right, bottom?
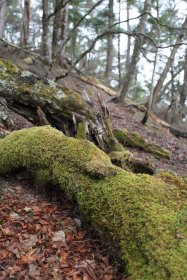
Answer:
0, 46, 187, 280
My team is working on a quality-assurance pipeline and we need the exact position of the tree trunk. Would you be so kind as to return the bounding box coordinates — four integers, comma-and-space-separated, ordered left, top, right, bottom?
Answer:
42, 0, 50, 62
180, 47, 187, 109
21, 0, 31, 46
142, 0, 160, 124
0, 0, 7, 38
152, 16, 187, 106
126, 1, 131, 68
52, 0, 69, 65
104, 0, 114, 83
60, 2, 68, 58
52, 0, 62, 62
117, 0, 121, 87
117, 0, 150, 102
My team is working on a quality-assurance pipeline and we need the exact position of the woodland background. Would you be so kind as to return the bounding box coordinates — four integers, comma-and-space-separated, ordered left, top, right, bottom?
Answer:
0, 0, 187, 126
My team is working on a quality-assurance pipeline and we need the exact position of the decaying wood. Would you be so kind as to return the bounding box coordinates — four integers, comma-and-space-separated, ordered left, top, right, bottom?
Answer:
0, 58, 121, 153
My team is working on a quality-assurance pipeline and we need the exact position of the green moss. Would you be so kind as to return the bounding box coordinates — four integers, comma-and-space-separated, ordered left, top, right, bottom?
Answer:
114, 129, 170, 159
76, 122, 87, 139
104, 119, 124, 152
109, 151, 155, 174
0, 126, 186, 279
0, 59, 20, 76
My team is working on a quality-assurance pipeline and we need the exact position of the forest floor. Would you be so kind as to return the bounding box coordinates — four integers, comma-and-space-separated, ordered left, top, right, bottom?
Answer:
0, 50, 187, 279
0, 176, 126, 280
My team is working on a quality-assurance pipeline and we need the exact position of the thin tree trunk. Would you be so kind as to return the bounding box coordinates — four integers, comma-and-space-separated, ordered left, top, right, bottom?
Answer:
0, 0, 6, 38
152, 16, 187, 106
173, 47, 187, 123
21, 0, 31, 46
104, 0, 114, 83
180, 47, 187, 108
126, 1, 131, 68
52, 0, 63, 62
117, 0, 150, 102
117, 0, 121, 87
42, 0, 50, 61
142, 0, 160, 124
60, 2, 68, 58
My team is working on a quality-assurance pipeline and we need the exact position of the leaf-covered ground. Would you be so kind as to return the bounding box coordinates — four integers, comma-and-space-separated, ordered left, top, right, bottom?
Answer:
0, 177, 126, 280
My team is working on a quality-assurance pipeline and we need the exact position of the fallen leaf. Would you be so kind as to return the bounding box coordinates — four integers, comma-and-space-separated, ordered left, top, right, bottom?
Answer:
52, 230, 66, 242
60, 250, 68, 263
0, 249, 10, 260
9, 212, 20, 221
1, 227, 14, 236
20, 254, 39, 264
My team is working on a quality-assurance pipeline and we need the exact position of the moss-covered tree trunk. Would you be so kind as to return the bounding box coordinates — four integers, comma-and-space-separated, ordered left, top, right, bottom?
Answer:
0, 126, 186, 280
0, 58, 122, 153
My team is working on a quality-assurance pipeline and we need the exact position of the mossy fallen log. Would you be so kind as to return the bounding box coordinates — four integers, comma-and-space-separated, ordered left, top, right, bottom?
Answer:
0, 126, 186, 279
0, 58, 122, 153
114, 128, 170, 159
109, 151, 155, 174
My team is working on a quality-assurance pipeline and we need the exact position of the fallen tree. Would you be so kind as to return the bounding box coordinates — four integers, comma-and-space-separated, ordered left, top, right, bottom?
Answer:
0, 126, 187, 280
0, 58, 122, 153
0, 58, 163, 174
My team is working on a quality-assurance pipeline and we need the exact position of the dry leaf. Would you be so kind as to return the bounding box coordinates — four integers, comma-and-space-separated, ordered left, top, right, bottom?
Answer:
52, 230, 66, 242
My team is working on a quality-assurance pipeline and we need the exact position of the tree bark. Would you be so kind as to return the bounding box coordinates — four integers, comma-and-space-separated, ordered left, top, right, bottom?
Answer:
21, 0, 31, 46
152, 16, 187, 106
117, 0, 150, 102
0, 0, 6, 38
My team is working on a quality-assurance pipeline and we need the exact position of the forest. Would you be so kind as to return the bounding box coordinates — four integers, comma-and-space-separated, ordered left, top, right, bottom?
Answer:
0, 0, 187, 279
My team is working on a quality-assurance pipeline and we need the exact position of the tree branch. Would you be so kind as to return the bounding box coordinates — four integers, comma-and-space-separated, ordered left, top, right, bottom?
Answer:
48, 0, 72, 19
111, 12, 187, 31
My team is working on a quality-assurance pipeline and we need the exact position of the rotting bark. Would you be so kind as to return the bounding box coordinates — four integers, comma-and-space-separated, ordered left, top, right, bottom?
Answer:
0, 58, 122, 153
0, 126, 186, 280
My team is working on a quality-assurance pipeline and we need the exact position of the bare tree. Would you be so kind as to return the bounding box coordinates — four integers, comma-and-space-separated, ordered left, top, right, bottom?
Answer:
0, 0, 6, 38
